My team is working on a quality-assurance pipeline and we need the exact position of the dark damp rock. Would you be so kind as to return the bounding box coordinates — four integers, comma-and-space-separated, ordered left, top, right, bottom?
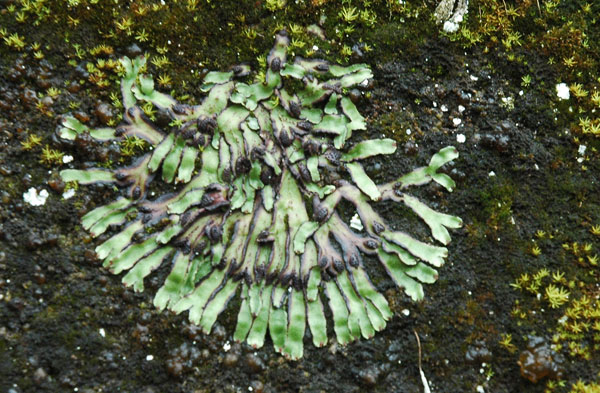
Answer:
517, 336, 565, 383
73, 111, 90, 124
95, 102, 113, 125
403, 140, 417, 155
479, 133, 510, 153
465, 340, 492, 363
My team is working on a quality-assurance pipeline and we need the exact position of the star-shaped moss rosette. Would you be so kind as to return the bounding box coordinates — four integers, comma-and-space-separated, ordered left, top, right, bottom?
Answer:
59, 31, 462, 360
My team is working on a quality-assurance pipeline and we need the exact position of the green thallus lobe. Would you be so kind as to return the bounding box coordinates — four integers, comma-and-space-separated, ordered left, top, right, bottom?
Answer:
59, 31, 461, 360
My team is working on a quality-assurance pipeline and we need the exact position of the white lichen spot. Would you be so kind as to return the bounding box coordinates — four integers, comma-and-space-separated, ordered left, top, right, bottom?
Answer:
350, 214, 363, 231
452, 118, 462, 126
146, 354, 154, 361
23, 188, 49, 206
456, 134, 466, 143
458, 105, 465, 112
99, 328, 106, 337
62, 188, 76, 200
401, 309, 410, 316
223, 341, 231, 352
556, 83, 570, 100
476, 385, 485, 393
578, 145, 587, 155
558, 315, 568, 325
443, 20, 460, 33
406, 128, 411, 135
62, 155, 74, 164
470, 75, 479, 81
441, 104, 448, 112
488, 171, 495, 177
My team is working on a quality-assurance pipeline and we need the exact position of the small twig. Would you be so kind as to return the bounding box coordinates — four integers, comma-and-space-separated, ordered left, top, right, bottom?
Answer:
414, 330, 431, 393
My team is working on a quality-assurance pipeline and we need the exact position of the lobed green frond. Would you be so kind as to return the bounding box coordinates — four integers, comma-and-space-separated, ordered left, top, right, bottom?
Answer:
59, 31, 461, 359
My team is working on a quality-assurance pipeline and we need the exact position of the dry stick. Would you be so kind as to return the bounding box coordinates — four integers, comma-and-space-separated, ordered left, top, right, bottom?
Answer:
414, 330, 431, 393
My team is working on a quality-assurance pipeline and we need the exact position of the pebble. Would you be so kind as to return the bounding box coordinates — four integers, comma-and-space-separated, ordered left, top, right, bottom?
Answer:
131, 323, 150, 345
33, 368, 47, 385
95, 102, 113, 125
246, 353, 265, 373
404, 140, 417, 156
21, 88, 38, 107
465, 340, 492, 363
517, 336, 565, 383
223, 352, 239, 367
249, 380, 264, 393
73, 111, 90, 123
358, 368, 380, 386
126, 43, 143, 57
67, 81, 81, 93
47, 179, 66, 193
166, 342, 201, 377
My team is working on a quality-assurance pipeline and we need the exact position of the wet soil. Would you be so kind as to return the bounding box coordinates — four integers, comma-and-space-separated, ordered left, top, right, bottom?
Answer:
1, 1, 599, 392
